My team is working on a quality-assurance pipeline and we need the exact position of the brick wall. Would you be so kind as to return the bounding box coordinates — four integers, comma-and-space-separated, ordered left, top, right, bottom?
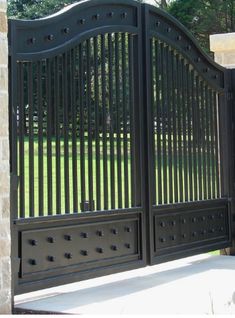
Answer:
0, 0, 12, 314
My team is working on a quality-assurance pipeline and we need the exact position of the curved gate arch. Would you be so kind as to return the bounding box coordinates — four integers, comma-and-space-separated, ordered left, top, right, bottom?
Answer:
9, 0, 232, 294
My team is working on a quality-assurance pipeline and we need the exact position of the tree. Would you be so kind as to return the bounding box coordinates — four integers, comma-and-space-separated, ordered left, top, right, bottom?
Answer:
167, 0, 235, 52
7, 0, 81, 19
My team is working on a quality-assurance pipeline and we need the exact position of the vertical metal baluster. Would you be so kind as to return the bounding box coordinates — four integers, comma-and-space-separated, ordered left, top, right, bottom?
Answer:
213, 92, 220, 197
187, 65, 193, 201
196, 76, 202, 200
101, 34, 108, 210
181, 59, 188, 202
161, 43, 168, 204
37, 61, 44, 216
209, 89, 215, 198
108, 34, 115, 209
167, 47, 173, 203
115, 33, 122, 208
55, 56, 61, 214
150, 39, 156, 205
128, 34, 135, 206
156, 40, 162, 205
191, 70, 198, 201
71, 48, 78, 212
19, 63, 25, 218
171, 51, 178, 203
62, 52, 70, 213
28, 62, 34, 217
94, 37, 101, 210
122, 33, 129, 208
205, 85, 211, 199
79, 44, 85, 210
176, 54, 183, 202
46, 59, 53, 215
86, 39, 94, 211
201, 81, 207, 200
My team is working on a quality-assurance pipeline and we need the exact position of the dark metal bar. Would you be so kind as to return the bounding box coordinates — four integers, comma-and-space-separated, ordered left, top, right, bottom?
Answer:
187, 65, 193, 201
55, 56, 61, 214
93, 37, 101, 210
161, 43, 168, 204
79, 43, 86, 210
18, 62, 25, 218
191, 70, 198, 201
28, 62, 34, 217
176, 54, 183, 202
86, 39, 94, 211
62, 52, 70, 213
128, 34, 135, 206
213, 91, 220, 197
71, 48, 78, 212
150, 38, 156, 205
108, 33, 115, 209
122, 33, 129, 208
209, 89, 215, 198
205, 85, 211, 199
196, 75, 202, 200
200, 81, 207, 200
181, 58, 188, 202
37, 61, 44, 217
171, 50, 178, 203
166, 46, 173, 203
156, 39, 162, 205
46, 59, 53, 215
101, 34, 108, 210
115, 33, 122, 208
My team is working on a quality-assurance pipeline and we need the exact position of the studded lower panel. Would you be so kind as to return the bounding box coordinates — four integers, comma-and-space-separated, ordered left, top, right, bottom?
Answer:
152, 200, 231, 261
15, 210, 145, 293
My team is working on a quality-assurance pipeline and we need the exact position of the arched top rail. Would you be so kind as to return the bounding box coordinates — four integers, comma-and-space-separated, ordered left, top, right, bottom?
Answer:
143, 4, 226, 90
9, 0, 141, 58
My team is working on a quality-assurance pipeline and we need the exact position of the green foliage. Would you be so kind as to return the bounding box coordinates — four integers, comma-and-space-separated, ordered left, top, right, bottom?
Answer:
167, 0, 235, 52
7, 0, 80, 19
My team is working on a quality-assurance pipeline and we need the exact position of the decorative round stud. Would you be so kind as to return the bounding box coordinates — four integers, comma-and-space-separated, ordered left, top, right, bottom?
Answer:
176, 35, 182, 41
201, 229, 206, 235
29, 259, 37, 265
47, 237, 55, 243
192, 217, 197, 223
192, 231, 197, 237
112, 229, 118, 235
196, 57, 201, 63
80, 18, 85, 25
171, 220, 176, 226
65, 253, 73, 259
30, 239, 38, 246
125, 243, 131, 249
214, 74, 219, 79
171, 235, 176, 241
125, 227, 132, 233
81, 250, 88, 256
182, 233, 187, 239
46, 34, 54, 41
111, 245, 118, 251
97, 247, 104, 254
48, 256, 55, 262
187, 44, 192, 51
64, 234, 72, 241
93, 13, 100, 20
160, 237, 166, 243
97, 230, 104, 237
108, 12, 114, 17
63, 27, 70, 34
121, 12, 127, 19
28, 37, 36, 45
167, 27, 171, 32
181, 218, 186, 224
156, 21, 161, 27
201, 216, 206, 221
81, 232, 88, 238
160, 221, 166, 227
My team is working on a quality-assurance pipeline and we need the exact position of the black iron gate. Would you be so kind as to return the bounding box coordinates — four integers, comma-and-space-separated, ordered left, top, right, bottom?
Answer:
9, 0, 233, 295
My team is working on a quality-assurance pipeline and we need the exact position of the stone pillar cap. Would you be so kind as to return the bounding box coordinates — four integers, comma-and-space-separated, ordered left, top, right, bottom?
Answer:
210, 32, 235, 52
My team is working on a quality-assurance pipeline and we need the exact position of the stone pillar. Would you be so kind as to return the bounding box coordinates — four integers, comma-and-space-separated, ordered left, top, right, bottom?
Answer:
0, 0, 12, 314
210, 32, 235, 67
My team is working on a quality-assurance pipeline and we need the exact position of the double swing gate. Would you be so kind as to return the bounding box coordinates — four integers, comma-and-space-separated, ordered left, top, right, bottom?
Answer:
9, 0, 233, 294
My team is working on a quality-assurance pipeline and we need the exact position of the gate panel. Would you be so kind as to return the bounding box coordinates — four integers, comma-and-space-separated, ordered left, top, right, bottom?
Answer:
9, 0, 146, 294
143, 5, 232, 264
